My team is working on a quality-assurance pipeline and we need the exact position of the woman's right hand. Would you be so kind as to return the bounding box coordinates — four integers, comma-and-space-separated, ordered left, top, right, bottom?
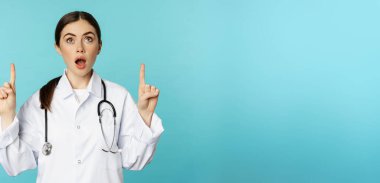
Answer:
0, 64, 16, 130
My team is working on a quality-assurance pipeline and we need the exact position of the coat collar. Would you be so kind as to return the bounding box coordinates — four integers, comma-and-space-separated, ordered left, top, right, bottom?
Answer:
56, 69, 103, 99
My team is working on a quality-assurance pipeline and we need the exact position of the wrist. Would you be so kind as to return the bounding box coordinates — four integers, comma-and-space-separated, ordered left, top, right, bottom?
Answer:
1, 111, 16, 130
139, 111, 153, 127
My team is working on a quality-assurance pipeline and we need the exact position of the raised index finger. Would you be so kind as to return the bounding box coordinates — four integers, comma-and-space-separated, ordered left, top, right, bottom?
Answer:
139, 63, 145, 85
9, 63, 16, 88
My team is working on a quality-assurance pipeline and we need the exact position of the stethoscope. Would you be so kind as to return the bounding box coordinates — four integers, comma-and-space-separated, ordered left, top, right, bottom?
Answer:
42, 79, 117, 156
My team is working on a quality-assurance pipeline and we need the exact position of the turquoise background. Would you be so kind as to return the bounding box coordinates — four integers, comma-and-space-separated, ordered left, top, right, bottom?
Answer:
1, 0, 380, 182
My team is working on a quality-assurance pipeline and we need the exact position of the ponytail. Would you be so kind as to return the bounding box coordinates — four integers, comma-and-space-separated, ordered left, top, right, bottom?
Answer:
39, 76, 61, 111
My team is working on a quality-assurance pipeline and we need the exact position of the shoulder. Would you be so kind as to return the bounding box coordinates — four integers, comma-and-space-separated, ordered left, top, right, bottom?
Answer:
102, 79, 131, 97
18, 89, 42, 116
101, 80, 138, 107
24, 90, 41, 109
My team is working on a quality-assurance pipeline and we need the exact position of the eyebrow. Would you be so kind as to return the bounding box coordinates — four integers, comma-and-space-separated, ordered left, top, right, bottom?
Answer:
63, 31, 96, 38
83, 31, 96, 36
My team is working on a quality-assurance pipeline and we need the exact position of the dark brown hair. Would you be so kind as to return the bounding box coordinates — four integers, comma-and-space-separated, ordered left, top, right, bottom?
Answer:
40, 76, 61, 111
55, 11, 102, 47
40, 11, 101, 111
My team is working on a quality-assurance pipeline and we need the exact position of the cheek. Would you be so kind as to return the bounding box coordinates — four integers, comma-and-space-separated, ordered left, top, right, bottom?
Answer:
60, 46, 74, 56
87, 45, 100, 58
60, 49, 75, 64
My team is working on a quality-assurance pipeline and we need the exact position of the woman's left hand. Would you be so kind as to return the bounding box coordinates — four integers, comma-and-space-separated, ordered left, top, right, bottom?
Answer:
137, 64, 159, 127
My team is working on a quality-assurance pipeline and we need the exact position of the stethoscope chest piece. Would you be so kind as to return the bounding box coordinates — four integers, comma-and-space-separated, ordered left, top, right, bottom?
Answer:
42, 142, 52, 156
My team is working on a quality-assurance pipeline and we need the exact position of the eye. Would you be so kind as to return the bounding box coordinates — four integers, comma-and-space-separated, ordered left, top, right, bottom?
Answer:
66, 37, 74, 44
84, 36, 93, 43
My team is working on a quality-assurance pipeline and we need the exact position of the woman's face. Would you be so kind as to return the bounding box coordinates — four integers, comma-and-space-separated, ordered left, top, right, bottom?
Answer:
55, 19, 101, 79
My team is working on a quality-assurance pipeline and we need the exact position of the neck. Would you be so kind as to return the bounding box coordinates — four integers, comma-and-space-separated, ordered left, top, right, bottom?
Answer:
65, 69, 93, 89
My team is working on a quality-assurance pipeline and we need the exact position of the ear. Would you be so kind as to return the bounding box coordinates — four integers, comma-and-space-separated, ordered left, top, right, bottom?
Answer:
97, 41, 102, 55
55, 44, 62, 55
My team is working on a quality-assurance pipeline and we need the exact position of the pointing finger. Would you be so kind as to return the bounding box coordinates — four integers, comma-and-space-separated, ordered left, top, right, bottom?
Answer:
139, 64, 145, 85
9, 63, 16, 90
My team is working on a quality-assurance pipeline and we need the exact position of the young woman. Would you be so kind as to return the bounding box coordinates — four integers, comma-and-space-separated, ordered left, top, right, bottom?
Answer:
0, 11, 164, 183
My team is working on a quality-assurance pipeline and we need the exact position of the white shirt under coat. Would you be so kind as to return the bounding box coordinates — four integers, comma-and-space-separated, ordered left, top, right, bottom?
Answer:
0, 70, 164, 183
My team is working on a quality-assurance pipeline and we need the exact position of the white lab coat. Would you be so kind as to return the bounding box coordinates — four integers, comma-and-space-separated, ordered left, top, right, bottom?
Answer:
0, 70, 164, 183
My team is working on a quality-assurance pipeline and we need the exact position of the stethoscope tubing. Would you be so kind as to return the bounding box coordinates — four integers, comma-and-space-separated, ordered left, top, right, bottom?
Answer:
42, 79, 117, 155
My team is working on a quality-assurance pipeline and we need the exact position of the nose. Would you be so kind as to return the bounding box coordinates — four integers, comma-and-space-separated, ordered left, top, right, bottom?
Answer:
76, 41, 85, 53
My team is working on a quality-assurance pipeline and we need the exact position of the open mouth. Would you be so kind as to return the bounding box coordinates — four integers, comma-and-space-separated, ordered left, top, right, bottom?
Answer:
75, 57, 86, 69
